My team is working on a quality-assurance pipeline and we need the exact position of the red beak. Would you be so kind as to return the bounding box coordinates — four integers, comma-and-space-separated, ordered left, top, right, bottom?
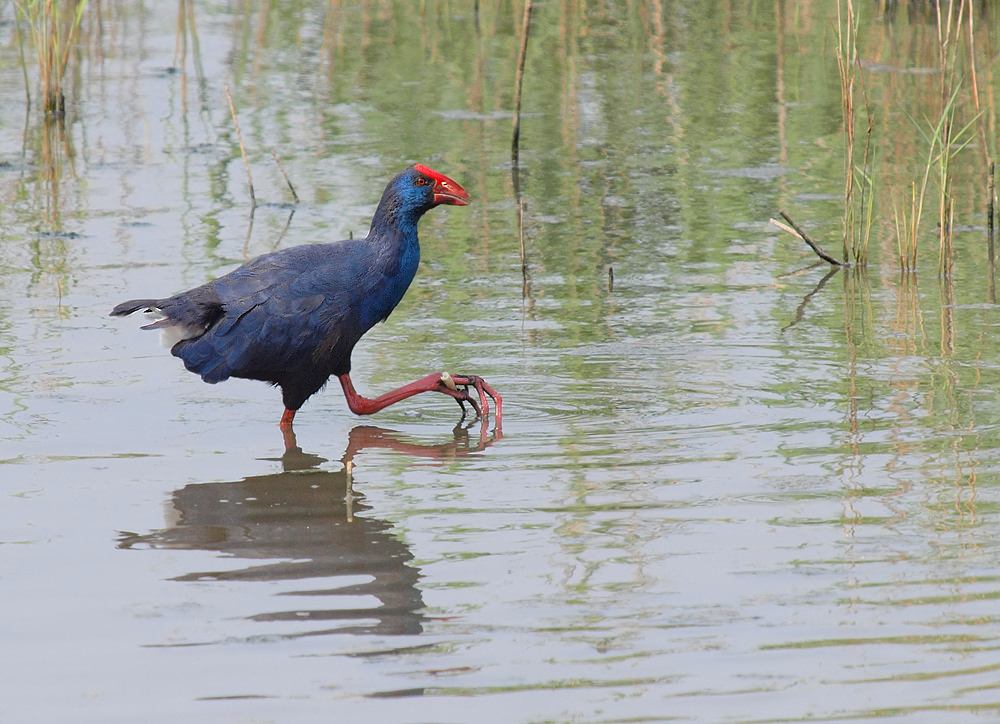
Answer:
415, 164, 471, 206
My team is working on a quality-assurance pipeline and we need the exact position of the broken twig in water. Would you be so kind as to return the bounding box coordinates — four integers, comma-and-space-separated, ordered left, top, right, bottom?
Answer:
770, 210, 843, 266
226, 84, 256, 209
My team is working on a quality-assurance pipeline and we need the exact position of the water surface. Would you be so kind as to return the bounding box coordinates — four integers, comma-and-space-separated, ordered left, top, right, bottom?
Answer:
3, 2, 1000, 722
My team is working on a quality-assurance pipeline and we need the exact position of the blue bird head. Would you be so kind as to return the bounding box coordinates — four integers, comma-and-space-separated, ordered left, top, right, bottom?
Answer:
372, 165, 470, 231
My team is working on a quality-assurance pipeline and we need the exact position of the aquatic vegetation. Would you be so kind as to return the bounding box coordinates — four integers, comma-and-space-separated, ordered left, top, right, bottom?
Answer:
13, 0, 88, 116
836, 0, 875, 267
784, 0, 997, 275
886, 0, 992, 276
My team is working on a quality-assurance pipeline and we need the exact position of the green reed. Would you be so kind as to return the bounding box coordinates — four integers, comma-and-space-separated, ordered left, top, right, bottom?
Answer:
889, 0, 981, 276
836, 0, 876, 267
14, 0, 88, 115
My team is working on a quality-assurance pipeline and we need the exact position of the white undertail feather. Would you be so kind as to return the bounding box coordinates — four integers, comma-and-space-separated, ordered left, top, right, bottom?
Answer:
141, 308, 205, 348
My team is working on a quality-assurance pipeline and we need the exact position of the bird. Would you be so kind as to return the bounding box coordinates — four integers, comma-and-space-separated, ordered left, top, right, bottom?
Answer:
111, 164, 501, 430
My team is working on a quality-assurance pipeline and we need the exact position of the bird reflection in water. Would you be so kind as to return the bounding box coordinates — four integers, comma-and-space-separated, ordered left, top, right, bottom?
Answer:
118, 422, 499, 638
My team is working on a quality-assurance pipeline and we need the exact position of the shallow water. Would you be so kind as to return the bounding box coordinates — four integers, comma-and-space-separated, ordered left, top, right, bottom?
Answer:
3, 2, 1000, 722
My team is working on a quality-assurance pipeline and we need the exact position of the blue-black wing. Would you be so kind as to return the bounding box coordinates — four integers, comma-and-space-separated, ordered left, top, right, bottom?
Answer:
171, 243, 372, 385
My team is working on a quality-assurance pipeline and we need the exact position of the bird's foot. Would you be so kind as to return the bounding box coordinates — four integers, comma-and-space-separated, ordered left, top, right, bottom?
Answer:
440, 372, 502, 421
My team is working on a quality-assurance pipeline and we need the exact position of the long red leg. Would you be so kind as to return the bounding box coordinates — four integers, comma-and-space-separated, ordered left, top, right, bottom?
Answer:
338, 373, 502, 419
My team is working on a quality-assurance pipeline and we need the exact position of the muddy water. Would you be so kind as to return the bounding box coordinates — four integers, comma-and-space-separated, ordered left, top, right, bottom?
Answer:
3, 2, 1000, 722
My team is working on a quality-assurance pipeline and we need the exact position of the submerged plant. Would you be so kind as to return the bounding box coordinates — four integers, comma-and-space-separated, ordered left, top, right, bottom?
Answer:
14, 0, 88, 115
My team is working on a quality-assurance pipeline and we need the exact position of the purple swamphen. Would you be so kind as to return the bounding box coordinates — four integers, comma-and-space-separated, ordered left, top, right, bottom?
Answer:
111, 164, 501, 429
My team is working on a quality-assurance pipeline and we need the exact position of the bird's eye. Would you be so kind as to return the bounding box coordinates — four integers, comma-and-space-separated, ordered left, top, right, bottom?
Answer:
415, 177, 429, 186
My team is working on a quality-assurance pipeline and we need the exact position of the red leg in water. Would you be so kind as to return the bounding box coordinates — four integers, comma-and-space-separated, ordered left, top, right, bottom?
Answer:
279, 408, 296, 430
338, 372, 502, 420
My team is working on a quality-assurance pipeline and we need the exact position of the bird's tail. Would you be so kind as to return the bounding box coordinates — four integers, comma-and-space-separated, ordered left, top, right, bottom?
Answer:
111, 294, 220, 349
110, 299, 162, 317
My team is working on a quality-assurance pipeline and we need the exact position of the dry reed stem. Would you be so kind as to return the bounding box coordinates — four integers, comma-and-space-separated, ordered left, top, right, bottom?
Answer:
835, 0, 874, 266
518, 195, 527, 280
963, 0, 996, 248
241, 202, 255, 259
15, 0, 88, 114
989, 162, 996, 247
14, 14, 31, 106
225, 84, 256, 209
511, 0, 533, 163
513, 161, 528, 288
894, 182, 919, 272
933, 0, 967, 276
270, 148, 299, 204
836, 0, 855, 264
854, 110, 874, 267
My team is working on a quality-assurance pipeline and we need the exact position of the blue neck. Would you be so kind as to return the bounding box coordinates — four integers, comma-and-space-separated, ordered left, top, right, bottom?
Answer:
359, 211, 422, 328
